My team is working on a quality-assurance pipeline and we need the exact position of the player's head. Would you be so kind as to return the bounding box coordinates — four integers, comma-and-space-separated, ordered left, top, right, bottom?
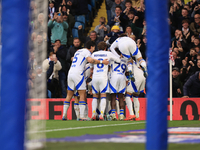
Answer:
97, 42, 107, 51
85, 40, 96, 52
119, 33, 127, 37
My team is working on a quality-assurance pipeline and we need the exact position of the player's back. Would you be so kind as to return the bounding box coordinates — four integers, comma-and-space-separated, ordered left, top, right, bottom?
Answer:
69, 48, 91, 75
92, 51, 120, 77
110, 57, 128, 76
110, 37, 138, 59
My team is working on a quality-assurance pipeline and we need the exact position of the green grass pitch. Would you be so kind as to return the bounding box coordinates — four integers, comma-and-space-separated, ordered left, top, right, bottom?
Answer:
39, 120, 200, 150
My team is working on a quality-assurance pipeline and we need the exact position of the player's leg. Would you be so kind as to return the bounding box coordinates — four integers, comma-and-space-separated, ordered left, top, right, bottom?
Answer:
99, 79, 109, 120
110, 93, 117, 120
124, 79, 136, 121
78, 90, 87, 120
62, 90, 74, 120
118, 93, 125, 120
99, 93, 107, 120
133, 93, 140, 120
62, 75, 75, 120
134, 51, 147, 78
91, 93, 99, 120
74, 94, 80, 120
124, 92, 135, 116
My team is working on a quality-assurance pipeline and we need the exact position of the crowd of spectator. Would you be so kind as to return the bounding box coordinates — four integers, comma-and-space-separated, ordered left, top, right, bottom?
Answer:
28, 0, 200, 98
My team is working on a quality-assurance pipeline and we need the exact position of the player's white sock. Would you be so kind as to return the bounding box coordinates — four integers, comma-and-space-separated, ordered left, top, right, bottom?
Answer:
100, 97, 106, 116
133, 96, 140, 118
63, 101, 70, 118
92, 97, 98, 116
125, 94, 134, 115
79, 101, 86, 118
105, 99, 111, 114
74, 102, 80, 119
115, 99, 120, 116
84, 103, 88, 118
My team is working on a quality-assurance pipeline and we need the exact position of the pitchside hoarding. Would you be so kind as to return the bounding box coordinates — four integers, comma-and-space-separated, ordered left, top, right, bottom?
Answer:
28, 98, 200, 120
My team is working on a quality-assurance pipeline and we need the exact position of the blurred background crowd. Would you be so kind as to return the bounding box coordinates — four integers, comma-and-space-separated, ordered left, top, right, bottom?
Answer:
28, 0, 200, 98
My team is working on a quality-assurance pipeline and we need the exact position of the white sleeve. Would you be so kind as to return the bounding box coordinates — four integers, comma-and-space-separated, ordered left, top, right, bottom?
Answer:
109, 52, 121, 63
109, 40, 120, 58
85, 50, 92, 58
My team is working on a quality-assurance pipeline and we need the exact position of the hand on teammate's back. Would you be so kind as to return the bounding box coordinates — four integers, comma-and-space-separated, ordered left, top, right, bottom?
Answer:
103, 59, 109, 65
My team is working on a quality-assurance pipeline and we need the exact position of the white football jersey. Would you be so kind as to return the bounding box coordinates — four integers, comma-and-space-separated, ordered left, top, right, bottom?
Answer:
68, 48, 91, 75
110, 57, 128, 75
110, 37, 138, 60
91, 50, 121, 77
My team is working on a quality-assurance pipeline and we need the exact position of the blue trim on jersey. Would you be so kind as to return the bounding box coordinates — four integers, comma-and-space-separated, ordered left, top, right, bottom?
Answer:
74, 103, 79, 105
101, 97, 106, 99
81, 66, 90, 76
132, 46, 139, 56
74, 92, 79, 96
131, 80, 138, 93
119, 87, 126, 94
101, 82, 108, 93
76, 75, 85, 90
109, 82, 117, 93
80, 57, 86, 66
93, 97, 98, 99
140, 90, 144, 93
92, 85, 98, 94
121, 52, 131, 59
67, 86, 73, 91
125, 93, 132, 97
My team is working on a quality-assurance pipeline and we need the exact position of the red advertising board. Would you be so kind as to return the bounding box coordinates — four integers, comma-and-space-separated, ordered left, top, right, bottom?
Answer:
27, 98, 200, 120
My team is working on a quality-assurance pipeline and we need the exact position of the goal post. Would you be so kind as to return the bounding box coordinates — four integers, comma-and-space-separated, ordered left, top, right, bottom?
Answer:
0, 0, 30, 150
145, 0, 170, 149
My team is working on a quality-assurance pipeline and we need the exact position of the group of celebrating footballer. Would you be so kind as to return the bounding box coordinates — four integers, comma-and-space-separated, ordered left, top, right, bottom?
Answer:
62, 34, 147, 121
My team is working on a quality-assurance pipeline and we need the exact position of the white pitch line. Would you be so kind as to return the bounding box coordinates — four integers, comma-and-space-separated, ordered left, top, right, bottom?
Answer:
28, 121, 145, 133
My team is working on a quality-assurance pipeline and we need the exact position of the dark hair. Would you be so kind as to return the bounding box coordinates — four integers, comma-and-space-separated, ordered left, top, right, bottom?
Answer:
49, 51, 55, 56
119, 33, 127, 37
55, 39, 61, 43
125, 0, 132, 4
115, 5, 122, 10
89, 30, 97, 36
128, 11, 134, 15
73, 37, 80, 41
182, 8, 188, 12
182, 19, 190, 24
97, 42, 107, 50
85, 41, 96, 49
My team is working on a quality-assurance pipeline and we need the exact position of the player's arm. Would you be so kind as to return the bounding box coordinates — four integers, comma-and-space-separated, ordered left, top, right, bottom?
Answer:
86, 57, 109, 65
109, 40, 120, 57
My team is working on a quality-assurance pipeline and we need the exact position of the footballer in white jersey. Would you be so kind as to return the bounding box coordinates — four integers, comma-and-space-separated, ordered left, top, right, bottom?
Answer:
62, 41, 109, 121
91, 51, 120, 94
109, 47, 129, 120
110, 34, 147, 78
90, 42, 121, 120
124, 60, 146, 121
